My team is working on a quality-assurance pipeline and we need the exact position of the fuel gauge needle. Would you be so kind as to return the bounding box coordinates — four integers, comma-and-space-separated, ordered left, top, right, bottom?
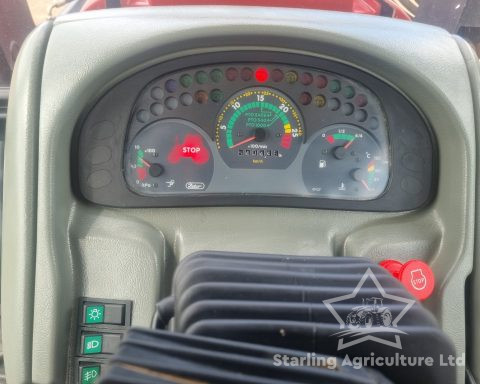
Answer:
343, 138, 355, 150
229, 136, 256, 149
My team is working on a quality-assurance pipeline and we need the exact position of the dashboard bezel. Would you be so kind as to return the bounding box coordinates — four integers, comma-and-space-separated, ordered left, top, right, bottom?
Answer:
74, 50, 437, 211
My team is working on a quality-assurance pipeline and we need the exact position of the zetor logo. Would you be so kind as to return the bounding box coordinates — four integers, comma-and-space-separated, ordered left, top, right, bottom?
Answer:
410, 269, 427, 291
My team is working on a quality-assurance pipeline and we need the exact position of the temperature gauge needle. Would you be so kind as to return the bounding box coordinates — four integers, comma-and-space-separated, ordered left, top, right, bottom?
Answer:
351, 168, 371, 191
229, 136, 256, 149
360, 179, 371, 191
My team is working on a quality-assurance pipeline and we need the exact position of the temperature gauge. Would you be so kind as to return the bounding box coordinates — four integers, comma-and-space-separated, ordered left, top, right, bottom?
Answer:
302, 124, 389, 199
125, 119, 213, 195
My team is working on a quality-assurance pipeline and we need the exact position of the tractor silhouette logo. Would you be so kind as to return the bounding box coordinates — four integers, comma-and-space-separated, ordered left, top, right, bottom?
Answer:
324, 268, 416, 350
410, 269, 427, 290
346, 297, 392, 329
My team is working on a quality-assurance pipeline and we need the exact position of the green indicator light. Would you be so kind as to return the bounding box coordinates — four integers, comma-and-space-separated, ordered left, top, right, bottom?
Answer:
179, 74, 193, 88
210, 89, 224, 103
333, 133, 355, 141
344, 85, 355, 99
210, 69, 223, 83
83, 335, 102, 355
136, 149, 144, 167
329, 80, 341, 93
85, 305, 104, 324
81, 366, 100, 384
195, 71, 208, 84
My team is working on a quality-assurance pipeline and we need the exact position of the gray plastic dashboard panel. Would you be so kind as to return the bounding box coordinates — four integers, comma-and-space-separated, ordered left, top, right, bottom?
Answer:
76, 52, 437, 211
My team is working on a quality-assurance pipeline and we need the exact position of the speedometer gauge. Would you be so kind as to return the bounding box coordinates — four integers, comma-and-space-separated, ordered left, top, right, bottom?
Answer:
215, 87, 304, 169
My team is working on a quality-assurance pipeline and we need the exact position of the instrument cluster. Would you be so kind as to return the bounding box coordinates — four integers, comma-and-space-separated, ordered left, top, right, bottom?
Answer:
125, 63, 389, 200
77, 52, 436, 211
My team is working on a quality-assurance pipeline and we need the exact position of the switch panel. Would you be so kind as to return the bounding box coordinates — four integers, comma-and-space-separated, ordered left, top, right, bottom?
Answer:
75, 298, 132, 383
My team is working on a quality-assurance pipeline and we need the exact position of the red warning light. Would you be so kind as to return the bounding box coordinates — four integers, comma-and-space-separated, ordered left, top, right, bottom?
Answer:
255, 68, 269, 83
168, 134, 210, 165
136, 167, 147, 181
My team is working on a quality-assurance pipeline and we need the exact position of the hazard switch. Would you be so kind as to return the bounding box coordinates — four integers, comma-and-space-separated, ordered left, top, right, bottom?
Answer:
380, 259, 435, 301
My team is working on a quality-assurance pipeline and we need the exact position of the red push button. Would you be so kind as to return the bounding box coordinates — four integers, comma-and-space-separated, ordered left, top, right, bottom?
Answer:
379, 259, 403, 279
400, 260, 435, 301
380, 259, 435, 301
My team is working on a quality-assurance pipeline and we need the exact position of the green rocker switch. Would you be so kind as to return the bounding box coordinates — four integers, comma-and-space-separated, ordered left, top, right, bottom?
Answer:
82, 301, 126, 326
81, 333, 122, 355
81, 365, 100, 384
83, 335, 103, 354
85, 305, 104, 324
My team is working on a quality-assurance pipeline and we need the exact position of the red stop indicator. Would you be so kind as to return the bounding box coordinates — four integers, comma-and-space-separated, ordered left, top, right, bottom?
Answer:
168, 134, 210, 165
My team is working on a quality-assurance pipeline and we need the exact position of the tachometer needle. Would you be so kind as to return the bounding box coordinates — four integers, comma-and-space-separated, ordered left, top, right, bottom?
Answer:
229, 136, 256, 149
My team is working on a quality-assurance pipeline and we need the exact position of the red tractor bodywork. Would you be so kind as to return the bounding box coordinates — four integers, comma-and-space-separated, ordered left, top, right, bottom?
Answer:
79, 0, 411, 20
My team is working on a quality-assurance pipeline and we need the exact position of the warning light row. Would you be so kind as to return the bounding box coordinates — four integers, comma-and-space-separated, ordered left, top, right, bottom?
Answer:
158, 67, 368, 103
141, 89, 370, 126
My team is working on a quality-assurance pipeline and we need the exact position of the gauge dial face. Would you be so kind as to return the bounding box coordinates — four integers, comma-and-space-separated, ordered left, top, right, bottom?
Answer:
215, 87, 304, 169
302, 125, 390, 199
125, 119, 213, 195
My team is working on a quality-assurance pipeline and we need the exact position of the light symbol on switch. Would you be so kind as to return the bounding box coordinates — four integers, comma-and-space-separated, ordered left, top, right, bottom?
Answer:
84, 369, 98, 381
82, 366, 100, 384
88, 308, 102, 322
87, 340, 100, 349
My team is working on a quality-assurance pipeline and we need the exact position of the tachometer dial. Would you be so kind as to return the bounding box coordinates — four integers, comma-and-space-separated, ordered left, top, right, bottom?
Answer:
215, 87, 304, 169
302, 125, 389, 199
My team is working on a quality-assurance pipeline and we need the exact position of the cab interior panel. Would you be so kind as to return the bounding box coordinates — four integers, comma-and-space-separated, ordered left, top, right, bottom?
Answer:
1, 5, 479, 384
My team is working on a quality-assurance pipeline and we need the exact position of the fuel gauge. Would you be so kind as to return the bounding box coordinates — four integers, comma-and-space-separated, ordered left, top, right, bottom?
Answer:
302, 124, 389, 199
